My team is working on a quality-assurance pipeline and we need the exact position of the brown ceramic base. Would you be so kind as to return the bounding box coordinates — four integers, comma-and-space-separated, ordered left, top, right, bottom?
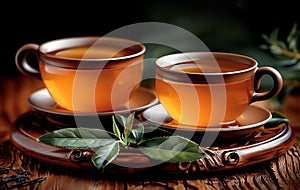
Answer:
10, 111, 295, 175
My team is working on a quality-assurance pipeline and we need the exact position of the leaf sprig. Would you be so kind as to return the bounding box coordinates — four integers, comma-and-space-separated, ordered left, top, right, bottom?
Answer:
262, 23, 300, 68
261, 23, 300, 107
37, 112, 207, 172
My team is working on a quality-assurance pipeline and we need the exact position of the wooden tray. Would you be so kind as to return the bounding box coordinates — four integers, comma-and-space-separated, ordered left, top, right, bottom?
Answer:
10, 110, 295, 175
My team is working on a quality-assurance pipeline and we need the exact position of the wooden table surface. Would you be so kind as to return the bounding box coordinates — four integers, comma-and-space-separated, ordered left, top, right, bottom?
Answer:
1, 74, 300, 190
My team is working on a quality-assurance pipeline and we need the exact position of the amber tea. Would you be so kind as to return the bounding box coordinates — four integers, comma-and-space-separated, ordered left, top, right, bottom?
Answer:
50, 45, 137, 59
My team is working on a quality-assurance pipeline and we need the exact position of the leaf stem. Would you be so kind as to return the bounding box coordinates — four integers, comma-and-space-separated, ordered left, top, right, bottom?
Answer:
273, 44, 300, 60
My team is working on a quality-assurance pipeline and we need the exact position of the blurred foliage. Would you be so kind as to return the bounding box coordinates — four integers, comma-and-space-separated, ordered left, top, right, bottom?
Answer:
140, 2, 279, 90
261, 23, 300, 108
262, 23, 300, 85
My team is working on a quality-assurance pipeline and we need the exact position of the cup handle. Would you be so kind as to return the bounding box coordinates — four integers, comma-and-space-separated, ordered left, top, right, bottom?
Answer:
15, 43, 41, 79
250, 67, 283, 103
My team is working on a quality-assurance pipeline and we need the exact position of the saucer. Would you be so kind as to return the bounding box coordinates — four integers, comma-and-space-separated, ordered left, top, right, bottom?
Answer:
28, 87, 159, 118
142, 104, 272, 144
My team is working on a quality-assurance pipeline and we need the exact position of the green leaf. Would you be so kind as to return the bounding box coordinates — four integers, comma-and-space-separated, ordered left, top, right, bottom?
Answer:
37, 128, 115, 148
114, 114, 127, 127
288, 38, 297, 51
124, 112, 135, 144
139, 136, 206, 162
262, 34, 271, 44
287, 23, 297, 42
91, 141, 120, 172
113, 113, 136, 146
265, 112, 289, 128
270, 28, 279, 43
125, 112, 135, 131
112, 115, 121, 140
131, 123, 144, 144
287, 23, 298, 50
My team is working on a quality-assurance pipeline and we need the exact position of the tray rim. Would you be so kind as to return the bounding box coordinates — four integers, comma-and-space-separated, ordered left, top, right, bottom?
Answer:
9, 111, 295, 175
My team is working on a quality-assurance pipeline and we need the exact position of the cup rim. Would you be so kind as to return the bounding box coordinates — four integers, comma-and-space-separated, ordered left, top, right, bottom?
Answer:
156, 52, 258, 75
155, 52, 258, 83
38, 36, 145, 68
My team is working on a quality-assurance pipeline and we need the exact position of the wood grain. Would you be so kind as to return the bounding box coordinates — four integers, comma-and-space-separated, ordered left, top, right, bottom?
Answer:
1, 74, 300, 190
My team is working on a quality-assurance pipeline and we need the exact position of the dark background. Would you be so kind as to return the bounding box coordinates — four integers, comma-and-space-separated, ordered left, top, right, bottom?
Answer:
2, 0, 300, 77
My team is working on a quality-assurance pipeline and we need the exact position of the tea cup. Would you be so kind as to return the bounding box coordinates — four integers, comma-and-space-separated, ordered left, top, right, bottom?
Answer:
155, 52, 283, 127
15, 36, 146, 112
